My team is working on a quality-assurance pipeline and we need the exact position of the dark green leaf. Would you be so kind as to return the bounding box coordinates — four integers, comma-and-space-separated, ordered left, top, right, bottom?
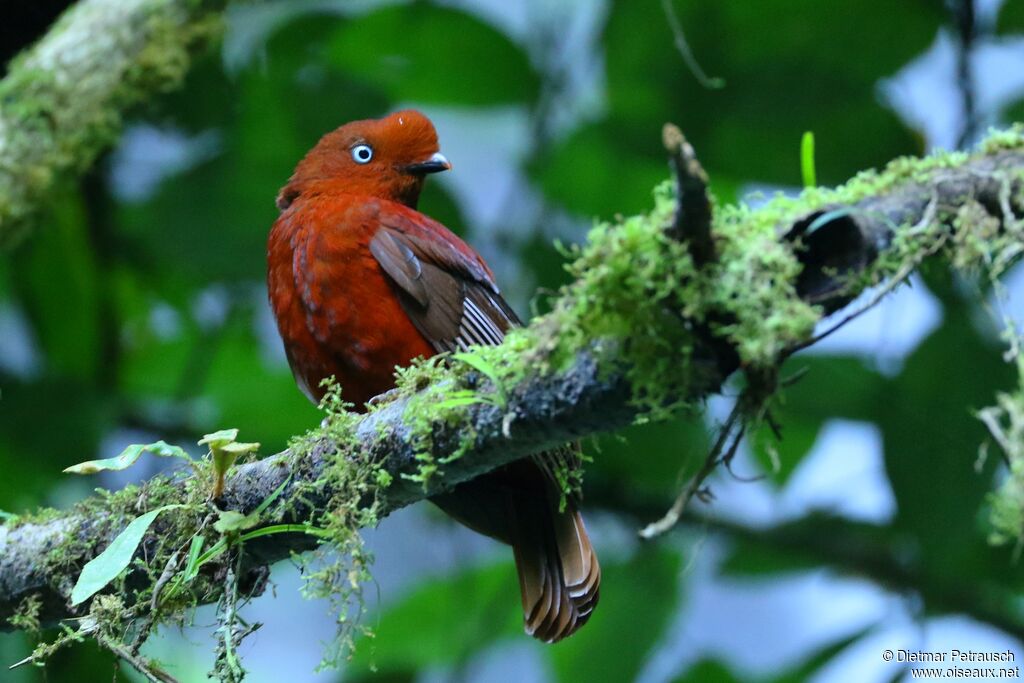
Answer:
11, 186, 99, 380
877, 289, 1010, 578
592, 417, 709, 500
349, 562, 521, 673
997, 0, 1024, 34
771, 626, 873, 683
327, 5, 539, 105
597, 0, 939, 191
532, 121, 670, 219
673, 659, 744, 683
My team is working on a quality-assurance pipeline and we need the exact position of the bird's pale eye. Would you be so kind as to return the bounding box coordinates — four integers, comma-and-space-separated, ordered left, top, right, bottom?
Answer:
351, 144, 374, 164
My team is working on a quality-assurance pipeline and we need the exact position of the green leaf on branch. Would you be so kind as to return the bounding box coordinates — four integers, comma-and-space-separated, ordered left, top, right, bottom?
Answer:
451, 351, 508, 408
63, 441, 191, 475
70, 504, 182, 606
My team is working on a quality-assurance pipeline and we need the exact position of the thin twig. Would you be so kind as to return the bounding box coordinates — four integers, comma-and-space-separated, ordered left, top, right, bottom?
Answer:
660, 0, 725, 89
102, 636, 180, 683
638, 400, 744, 539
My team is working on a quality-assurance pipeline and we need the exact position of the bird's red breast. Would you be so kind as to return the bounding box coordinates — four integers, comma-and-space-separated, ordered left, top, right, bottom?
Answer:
268, 197, 434, 405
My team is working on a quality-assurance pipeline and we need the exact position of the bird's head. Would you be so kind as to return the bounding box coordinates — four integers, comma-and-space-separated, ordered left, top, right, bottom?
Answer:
277, 109, 451, 210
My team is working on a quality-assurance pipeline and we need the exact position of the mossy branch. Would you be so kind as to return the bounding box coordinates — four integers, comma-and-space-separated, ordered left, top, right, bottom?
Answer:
1, 128, 1023, 644
0, 0, 226, 248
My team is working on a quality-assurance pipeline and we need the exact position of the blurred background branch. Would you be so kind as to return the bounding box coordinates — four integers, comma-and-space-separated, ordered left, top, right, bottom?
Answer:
0, 0, 226, 248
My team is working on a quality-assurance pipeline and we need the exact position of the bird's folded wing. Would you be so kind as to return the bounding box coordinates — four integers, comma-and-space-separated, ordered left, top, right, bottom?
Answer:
370, 206, 521, 352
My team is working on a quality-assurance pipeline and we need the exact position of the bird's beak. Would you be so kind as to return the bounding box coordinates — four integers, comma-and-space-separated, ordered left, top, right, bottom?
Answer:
404, 152, 451, 175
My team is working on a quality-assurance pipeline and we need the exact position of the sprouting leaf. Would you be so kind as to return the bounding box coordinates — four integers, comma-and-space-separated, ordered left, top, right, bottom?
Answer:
213, 510, 259, 534
0, 510, 18, 522
213, 441, 261, 484
199, 429, 260, 498
218, 441, 260, 458
198, 429, 240, 450
63, 440, 191, 475
70, 504, 182, 606
801, 131, 816, 188
212, 475, 293, 544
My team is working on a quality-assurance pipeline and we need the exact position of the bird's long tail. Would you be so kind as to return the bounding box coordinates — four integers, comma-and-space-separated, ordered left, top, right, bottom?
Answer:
507, 489, 600, 641
431, 456, 600, 642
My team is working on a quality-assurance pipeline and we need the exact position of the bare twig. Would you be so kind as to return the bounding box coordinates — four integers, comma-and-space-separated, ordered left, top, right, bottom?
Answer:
638, 399, 745, 539
660, 0, 725, 89
102, 636, 180, 683
663, 123, 716, 265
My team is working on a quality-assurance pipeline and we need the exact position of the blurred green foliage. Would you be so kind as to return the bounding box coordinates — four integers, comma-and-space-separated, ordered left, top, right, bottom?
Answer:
2, 0, 1023, 681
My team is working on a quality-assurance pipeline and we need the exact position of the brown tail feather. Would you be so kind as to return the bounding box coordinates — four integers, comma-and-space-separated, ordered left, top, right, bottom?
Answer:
431, 456, 601, 643
512, 499, 598, 643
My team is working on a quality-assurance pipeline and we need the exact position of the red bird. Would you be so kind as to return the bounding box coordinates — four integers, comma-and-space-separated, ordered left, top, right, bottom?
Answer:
267, 110, 599, 642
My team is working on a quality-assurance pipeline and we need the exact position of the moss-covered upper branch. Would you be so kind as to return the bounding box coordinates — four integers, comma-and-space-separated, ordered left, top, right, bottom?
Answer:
0, 0, 226, 248
2, 128, 1022, 633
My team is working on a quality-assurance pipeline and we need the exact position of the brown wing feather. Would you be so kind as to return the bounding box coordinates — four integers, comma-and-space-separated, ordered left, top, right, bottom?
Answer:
368, 228, 428, 307
369, 225, 519, 351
